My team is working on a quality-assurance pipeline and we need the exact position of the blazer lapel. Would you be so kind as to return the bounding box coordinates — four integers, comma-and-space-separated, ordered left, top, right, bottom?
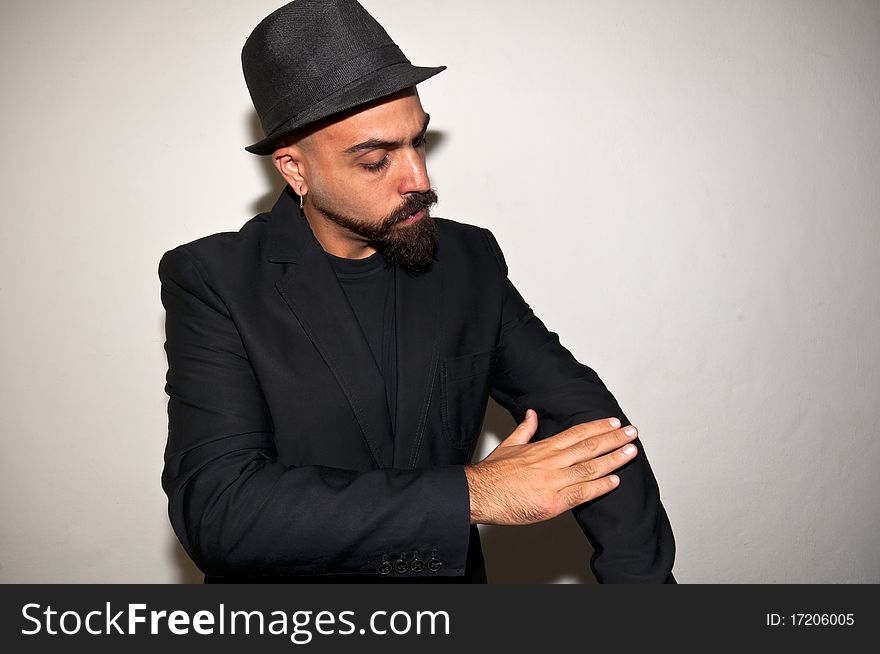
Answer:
266, 187, 396, 469
392, 253, 442, 469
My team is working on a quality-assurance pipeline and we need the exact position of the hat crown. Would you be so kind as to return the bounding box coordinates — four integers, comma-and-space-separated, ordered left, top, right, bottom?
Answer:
240, 0, 444, 155
243, 0, 404, 135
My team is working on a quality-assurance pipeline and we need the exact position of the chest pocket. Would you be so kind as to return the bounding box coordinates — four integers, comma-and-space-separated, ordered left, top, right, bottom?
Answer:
439, 348, 496, 450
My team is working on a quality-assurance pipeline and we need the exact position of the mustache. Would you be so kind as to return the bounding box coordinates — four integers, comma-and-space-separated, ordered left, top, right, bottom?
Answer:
388, 189, 439, 225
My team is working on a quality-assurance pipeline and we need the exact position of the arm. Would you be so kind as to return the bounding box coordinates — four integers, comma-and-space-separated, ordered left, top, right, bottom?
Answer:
481, 229, 676, 583
159, 247, 470, 578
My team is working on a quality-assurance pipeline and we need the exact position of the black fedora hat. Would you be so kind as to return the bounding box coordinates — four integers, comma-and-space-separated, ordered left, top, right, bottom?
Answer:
241, 0, 446, 155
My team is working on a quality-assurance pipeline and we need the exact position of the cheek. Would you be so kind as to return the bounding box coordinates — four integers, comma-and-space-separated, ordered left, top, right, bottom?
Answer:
320, 168, 402, 221
347, 178, 397, 215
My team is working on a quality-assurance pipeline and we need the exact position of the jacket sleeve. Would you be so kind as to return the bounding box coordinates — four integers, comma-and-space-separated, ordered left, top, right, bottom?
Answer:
158, 246, 471, 578
481, 228, 676, 583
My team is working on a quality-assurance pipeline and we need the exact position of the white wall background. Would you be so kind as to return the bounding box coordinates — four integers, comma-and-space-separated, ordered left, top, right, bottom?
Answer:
1, 0, 877, 583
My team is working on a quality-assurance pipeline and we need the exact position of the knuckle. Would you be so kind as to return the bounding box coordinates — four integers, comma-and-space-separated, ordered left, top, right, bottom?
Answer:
586, 484, 599, 502
534, 497, 556, 521
516, 506, 539, 524
583, 436, 600, 454
563, 487, 585, 508
579, 460, 598, 478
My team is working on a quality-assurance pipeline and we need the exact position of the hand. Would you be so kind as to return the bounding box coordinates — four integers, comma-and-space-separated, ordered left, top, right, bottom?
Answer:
463, 411, 639, 526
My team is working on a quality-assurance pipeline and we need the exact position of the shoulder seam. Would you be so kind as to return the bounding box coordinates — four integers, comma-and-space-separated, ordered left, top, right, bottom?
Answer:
480, 227, 507, 275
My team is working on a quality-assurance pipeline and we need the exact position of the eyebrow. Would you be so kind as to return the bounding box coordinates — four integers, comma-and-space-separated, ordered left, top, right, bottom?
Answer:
342, 113, 431, 155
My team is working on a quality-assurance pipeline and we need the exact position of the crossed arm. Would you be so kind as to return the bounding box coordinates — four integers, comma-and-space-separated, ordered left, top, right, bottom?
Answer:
159, 233, 675, 582
479, 229, 677, 583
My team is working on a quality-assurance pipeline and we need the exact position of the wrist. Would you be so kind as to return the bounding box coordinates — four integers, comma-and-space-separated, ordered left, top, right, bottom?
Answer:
464, 463, 490, 525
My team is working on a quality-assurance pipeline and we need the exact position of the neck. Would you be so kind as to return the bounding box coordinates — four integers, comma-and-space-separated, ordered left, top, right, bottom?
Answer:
302, 205, 378, 259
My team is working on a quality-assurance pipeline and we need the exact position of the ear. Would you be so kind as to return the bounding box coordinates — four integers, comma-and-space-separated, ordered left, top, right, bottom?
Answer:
272, 145, 309, 197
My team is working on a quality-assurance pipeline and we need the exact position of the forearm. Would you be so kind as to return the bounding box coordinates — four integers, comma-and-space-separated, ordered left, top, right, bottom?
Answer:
480, 228, 676, 583
163, 430, 471, 577
569, 420, 676, 583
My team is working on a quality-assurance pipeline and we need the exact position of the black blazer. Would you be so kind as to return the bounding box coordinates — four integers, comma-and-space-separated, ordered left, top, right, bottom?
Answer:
159, 185, 676, 583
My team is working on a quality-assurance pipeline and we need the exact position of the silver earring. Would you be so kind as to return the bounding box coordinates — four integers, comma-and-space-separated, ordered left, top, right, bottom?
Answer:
299, 192, 304, 209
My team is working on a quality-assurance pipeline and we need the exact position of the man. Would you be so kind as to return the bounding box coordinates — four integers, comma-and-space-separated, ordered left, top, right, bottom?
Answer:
159, 0, 676, 583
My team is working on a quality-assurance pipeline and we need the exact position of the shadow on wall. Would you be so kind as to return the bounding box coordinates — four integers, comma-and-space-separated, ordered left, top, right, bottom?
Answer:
248, 112, 286, 214
169, 537, 205, 584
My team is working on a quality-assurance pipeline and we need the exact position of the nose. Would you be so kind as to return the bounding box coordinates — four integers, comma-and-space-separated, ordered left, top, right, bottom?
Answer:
398, 146, 430, 195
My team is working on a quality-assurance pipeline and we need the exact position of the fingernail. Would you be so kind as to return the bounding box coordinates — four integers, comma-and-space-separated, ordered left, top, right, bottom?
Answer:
609, 417, 621, 428
622, 444, 636, 455
624, 426, 637, 436
609, 475, 620, 485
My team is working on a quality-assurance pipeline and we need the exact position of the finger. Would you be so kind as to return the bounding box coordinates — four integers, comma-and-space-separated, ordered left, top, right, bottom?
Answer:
555, 424, 639, 466
554, 474, 622, 512
501, 408, 539, 446
547, 416, 625, 449
560, 441, 638, 486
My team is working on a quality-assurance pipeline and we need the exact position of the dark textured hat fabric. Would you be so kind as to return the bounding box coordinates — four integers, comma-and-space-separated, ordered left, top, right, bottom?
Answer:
242, 0, 446, 155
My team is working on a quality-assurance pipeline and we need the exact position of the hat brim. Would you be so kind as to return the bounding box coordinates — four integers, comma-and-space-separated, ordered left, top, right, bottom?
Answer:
244, 62, 446, 155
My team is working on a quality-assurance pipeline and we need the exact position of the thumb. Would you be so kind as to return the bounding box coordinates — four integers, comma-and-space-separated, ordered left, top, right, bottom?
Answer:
504, 408, 538, 446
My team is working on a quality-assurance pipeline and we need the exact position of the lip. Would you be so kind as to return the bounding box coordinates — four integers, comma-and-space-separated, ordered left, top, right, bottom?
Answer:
401, 208, 426, 224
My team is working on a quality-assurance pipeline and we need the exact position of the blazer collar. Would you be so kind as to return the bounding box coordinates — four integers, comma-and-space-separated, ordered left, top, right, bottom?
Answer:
265, 185, 312, 264
266, 185, 443, 470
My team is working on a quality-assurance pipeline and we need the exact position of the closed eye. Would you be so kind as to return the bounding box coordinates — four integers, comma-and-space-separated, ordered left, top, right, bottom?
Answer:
362, 156, 389, 172
359, 121, 429, 173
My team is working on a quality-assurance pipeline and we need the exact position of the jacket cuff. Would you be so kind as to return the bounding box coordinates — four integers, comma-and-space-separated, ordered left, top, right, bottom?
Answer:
384, 464, 471, 578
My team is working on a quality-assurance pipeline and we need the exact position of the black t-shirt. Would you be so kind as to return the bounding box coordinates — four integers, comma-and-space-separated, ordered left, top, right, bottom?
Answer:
324, 248, 397, 437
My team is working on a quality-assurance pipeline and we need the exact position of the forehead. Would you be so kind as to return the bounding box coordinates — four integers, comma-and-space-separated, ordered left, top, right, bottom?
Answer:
314, 90, 427, 149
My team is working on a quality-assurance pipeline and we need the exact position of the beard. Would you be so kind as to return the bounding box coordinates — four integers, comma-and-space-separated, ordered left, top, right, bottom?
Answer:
309, 189, 439, 274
